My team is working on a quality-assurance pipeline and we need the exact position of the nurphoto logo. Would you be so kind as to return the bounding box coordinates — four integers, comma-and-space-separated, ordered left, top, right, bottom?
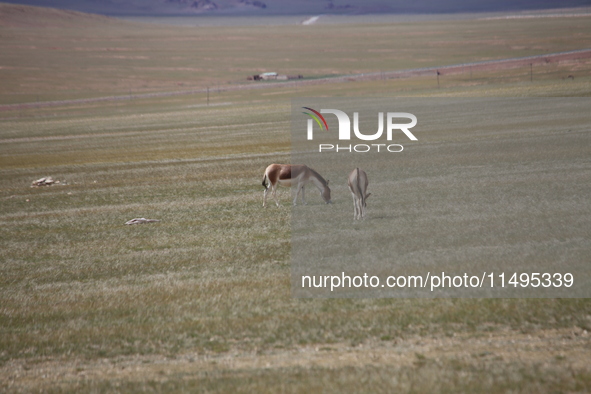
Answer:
302, 107, 418, 153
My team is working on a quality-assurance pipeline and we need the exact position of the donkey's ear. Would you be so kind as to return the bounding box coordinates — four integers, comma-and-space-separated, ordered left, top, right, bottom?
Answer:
365, 193, 372, 199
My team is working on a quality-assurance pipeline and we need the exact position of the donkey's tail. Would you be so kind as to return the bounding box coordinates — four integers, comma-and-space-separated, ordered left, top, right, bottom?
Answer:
262, 174, 268, 189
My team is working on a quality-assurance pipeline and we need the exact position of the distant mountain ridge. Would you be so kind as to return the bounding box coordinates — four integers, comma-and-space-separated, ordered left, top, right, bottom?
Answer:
1, 0, 591, 16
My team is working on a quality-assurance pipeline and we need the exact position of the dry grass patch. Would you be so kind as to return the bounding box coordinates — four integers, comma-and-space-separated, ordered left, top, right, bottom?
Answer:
2, 8, 591, 392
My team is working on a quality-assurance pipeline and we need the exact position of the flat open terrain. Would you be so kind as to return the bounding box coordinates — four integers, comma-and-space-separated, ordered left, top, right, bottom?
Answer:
2, 3, 591, 104
291, 98, 591, 299
1, 4, 591, 393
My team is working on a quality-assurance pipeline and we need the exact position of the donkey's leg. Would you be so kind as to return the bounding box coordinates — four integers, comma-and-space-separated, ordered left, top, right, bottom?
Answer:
263, 186, 269, 208
360, 199, 366, 219
301, 186, 306, 205
351, 193, 358, 219
293, 182, 304, 206
272, 185, 280, 207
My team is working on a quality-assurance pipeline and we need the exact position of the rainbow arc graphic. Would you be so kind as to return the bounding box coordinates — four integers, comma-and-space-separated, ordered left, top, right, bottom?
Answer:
302, 107, 329, 131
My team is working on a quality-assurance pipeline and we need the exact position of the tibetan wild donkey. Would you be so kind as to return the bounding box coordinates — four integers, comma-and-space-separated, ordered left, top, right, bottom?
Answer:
348, 168, 371, 220
262, 164, 332, 207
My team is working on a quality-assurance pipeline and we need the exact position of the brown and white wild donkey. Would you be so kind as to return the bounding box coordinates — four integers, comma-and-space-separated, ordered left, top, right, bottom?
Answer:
262, 164, 332, 207
348, 168, 371, 220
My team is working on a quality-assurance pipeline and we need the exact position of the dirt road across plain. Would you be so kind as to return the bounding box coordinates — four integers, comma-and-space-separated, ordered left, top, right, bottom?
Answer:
1, 48, 590, 112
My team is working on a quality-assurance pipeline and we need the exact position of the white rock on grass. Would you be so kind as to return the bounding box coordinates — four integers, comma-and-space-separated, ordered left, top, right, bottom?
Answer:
125, 218, 161, 225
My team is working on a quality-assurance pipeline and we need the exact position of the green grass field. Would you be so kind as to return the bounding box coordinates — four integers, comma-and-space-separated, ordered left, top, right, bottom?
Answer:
1, 4, 591, 393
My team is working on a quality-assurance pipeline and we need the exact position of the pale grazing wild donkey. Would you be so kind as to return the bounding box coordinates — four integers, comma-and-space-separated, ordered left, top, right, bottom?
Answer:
262, 164, 332, 207
348, 168, 371, 220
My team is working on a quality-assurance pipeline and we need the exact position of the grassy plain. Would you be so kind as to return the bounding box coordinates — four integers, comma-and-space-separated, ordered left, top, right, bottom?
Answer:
1, 4, 591, 393
2, 3, 591, 104
291, 97, 590, 300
